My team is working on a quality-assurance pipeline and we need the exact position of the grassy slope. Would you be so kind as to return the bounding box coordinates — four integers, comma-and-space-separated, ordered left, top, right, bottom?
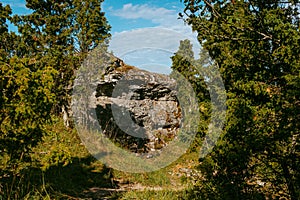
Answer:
12, 117, 201, 199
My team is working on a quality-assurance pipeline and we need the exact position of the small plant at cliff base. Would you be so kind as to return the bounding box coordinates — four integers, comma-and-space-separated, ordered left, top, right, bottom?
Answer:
181, 0, 300, 199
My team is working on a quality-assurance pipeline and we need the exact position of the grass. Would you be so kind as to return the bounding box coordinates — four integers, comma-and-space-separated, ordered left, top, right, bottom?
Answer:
112, 150, 200, 187
0, 117, 201, 199
120, 190, 190, 200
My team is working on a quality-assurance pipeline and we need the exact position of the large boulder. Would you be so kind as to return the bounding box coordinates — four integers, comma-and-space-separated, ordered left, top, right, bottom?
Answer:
92, 57, 182, 153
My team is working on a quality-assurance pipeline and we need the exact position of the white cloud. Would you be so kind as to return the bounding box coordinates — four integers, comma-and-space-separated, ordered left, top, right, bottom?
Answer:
112, 3, 187, 31
110, 27, 199, 55
111, 3, 200, 40
108, 27, 201, 74
108, 4, 201, 74
114, 4, 174, 22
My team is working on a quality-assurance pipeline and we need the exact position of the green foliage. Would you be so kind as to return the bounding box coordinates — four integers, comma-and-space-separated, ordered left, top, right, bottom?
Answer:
0, 117, 115, 199
0, 57, 57, 199
0, 3, 17, 59
0, 3, 57, 175
12, 0, 111, 114
171, 39, 210, 102
1, 57, 56, 156
0, 1, 111, 199
171, 40, 212, 152
182, 0, 300, 199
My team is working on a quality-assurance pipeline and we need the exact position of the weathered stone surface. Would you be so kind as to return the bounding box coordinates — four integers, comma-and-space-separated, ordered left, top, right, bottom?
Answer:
90, 57, 182, 153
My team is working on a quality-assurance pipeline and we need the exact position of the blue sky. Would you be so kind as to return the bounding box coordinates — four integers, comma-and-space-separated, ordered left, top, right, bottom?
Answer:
102, 0, 186, 33
2, 0, 200, 74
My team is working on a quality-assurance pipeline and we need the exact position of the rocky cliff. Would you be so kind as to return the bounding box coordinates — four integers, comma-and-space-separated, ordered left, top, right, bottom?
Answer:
91, 57, 182, 153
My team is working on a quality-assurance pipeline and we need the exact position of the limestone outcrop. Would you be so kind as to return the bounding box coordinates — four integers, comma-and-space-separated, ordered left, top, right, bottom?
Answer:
73, 55, 182, 154
92, 57, 182, 153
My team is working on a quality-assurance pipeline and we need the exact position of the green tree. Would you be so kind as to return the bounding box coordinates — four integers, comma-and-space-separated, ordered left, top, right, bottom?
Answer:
13, 0, 111, 117
171, 40, 213, 153
1, 1, 111, 197
182, 0, 299, 199
0, 4, 57, 198
171, 39, 210, 103
0, 3, 19, 59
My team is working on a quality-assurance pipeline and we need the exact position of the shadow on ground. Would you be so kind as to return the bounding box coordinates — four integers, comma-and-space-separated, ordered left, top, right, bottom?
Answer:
24, 155, 122, 199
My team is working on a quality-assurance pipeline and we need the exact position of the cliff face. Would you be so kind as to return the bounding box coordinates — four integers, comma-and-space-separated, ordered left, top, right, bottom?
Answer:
93, 58, 182, 153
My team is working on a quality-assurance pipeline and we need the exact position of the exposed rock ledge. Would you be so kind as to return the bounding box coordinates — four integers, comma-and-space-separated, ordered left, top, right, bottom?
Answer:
86, 57, 182, 154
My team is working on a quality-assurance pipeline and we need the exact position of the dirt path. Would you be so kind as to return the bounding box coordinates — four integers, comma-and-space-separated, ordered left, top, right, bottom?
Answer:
81, 165, 200, 199
82, 181, 187, 199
